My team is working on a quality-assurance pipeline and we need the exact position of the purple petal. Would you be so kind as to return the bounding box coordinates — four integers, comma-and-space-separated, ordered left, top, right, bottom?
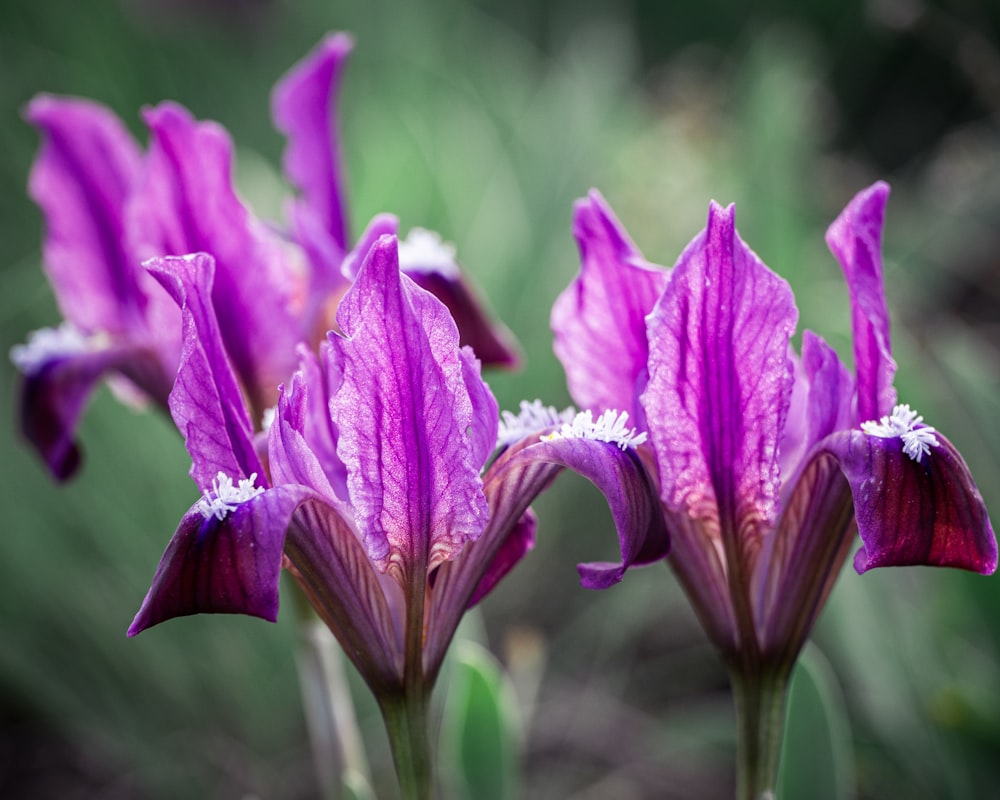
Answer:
272, 33, 353, 252
128, 102, 303, 415
330, 235, 491, 579
128, 486, 302, 635
827, 428, 997, 575
14, 338, 154, 481
25, 95, 144, 335
268, 344, 347, 503
340, 213, 399, 283
405, 268, 521, 369
552, 190, 668, 420
459, 346, 500, 469
754, 453, 856, 662
779, 331, 854, 493
642, 202, 798, 555
825, 181, 897, 422
466, 509, 537, 608
424, 433, 666, 676
284, 501, 403, 690
147, 253, 263, 488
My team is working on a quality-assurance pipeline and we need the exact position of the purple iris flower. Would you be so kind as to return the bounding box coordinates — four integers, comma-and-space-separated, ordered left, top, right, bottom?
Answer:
552, 181, 996, 796
13, 33, 518, 482
127, 235, 666, 793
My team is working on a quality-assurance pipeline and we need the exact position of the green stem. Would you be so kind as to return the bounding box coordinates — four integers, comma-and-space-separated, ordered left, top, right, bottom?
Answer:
729, 664, 790, 800
380, 687, 433, 800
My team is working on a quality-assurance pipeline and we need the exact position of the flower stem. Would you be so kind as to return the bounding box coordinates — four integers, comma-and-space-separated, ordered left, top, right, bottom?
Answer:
380, 687, 433, 800
729, 664, 790, 800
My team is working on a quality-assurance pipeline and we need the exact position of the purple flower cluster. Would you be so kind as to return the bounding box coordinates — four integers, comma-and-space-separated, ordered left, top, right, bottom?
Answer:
12, 27, 997, 799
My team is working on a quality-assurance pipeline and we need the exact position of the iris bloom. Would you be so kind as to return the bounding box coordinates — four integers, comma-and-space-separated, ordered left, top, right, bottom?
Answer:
127, 235, 667, 797
552, 182, 996, 798
13, 33, 517, 481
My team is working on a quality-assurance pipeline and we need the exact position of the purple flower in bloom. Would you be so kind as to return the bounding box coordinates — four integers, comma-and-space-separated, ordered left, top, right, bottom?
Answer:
552, 182, 996, 796
13, 33, 518, 481
126, 235, 666, 790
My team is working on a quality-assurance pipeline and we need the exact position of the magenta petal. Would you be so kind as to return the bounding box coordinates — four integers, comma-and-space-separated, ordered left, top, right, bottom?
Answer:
642, 202, 798, 549
284, 501, 402, 691
128, 486, 306, 635
147, 254, 263, 488
825, 182, 897, 422
16, 341, 149, 481
553, 190, 668, 419
268, 346, 346, 503
425, 432, 665, 675
467, 509, 537, 608
25, 95, 144, 334
827, 429, 997, 575
130, 102, 302, 413
780, 332, 855, 492
272, 33, 353, 252
330, 235, 491, 576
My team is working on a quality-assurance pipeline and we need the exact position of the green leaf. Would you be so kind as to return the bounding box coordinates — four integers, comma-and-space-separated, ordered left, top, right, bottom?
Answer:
777, 643, 854, 800
439, 640, 520, 800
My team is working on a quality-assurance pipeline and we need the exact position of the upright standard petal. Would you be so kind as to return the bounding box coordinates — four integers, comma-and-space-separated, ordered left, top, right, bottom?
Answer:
553, 190, 669, 419
25, 95, 144, 335
330, 235, 491, 580
272, 33, 353, 253
129, 102, 303, 415
147, 254, 263, 488
825, 181, 897, 421
643, 202, 797, 555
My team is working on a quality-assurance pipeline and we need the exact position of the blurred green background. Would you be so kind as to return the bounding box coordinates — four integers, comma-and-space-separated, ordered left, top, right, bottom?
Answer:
3, 0, 1000, 797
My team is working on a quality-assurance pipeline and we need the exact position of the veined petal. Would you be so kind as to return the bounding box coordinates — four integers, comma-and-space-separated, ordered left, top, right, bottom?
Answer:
755, 453, 856, 663
467, 509, 537, 608
827, 427, 997, 575
12, 331, 160, 481
147, 253, 263, 488
268, 344, 347, 503
128, 484, 299, 635
129, 102, 303, 415
425, 431, 666, 676
779, 331, 854, 494
642, 202, 797, 563
284, 500, 403, 692
553, 190, 668, 419
330, 235, 491, 579
825, 181, 897, 421
272, 33, 353, 252
25, 94, 145, 335
459, 346, 499, 469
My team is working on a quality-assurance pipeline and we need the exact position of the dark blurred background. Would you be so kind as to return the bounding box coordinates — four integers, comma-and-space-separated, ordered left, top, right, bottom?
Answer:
2, 0, 1000, 797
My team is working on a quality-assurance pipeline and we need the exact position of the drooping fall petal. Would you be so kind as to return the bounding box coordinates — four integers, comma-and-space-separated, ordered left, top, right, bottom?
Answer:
13, 335, 157, 480
828, 428, 997, 575
128, 485, 304, 635
425, 428, 666, 676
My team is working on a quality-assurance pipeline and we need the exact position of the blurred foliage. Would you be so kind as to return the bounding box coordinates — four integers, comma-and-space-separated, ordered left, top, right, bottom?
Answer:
2, 0, 1000, 798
